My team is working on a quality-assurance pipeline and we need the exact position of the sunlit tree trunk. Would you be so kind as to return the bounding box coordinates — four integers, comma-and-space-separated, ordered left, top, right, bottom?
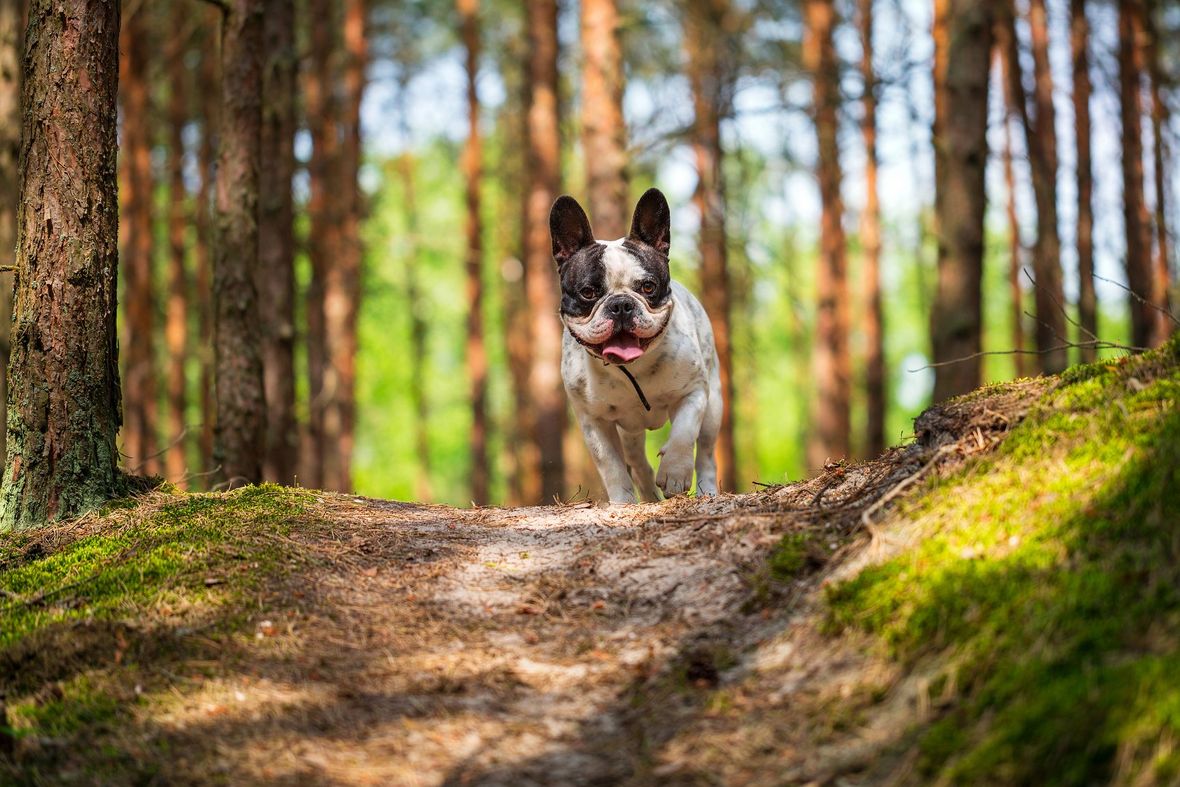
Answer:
1143, 6, 1173, 346
460, 0, 489, 506
196, 23, 218, 480
1117, 0, 1154, 348
803, 0, 850, 467
1, 0, 123, 529
1001, 106, 1026, 376
858, 0, 884, 458
931, 0, 992, 401
1070, 0, 1096, 361
685, 0, 738, 488
258, 0, 298, 484
0, 0, 20, 468
119, 5, 158, 475
212, 0, 267, 488
165, 22, 190, 485
1024, 0, 1067, 373
523, 0, 565, 503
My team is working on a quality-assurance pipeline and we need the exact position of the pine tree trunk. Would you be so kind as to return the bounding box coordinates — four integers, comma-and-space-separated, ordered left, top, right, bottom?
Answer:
931, 0, 992, 401
303, 0, 338, 490
1002, 108, 1027, 377
581, 0, 628, 239
685, 0, 738, 489
459, 0, 489, 506
212, 0, 266, 488
803, 0, 851, 467
0, 0, 20, 470
119, 5, 158, 475
1024, 0, 1067, 374
1, 0, 123, 529
165, 24, 190, 485
258, 0, 298, 484
196, 24, 218, 480
524, 0, 565, 504
1070, 0, 1097, 362
858, 0, 885, 459
1118, 0, 1154, 348
1143, 7, 1173, 347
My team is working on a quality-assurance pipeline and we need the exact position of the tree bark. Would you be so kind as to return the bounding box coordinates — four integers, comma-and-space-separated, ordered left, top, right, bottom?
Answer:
303, 0, 338, 490
0, 0, 21, 469
858, 0, 884, 459
212, 0, 266, 488
581, 0, 628, 239
685, 0, 738, 488
1117, 0, 1154, 348
118, 4, 158, 475
1143, 5, 1173, 346
803, 0, 850, 467
1070, 0, 1096, 361
1002, 104, 1027, 376
931, 0, 992, 401
1024, 0, 1067, 374
258, 0, 298, 484
523, 0, 565, 504
165, 22, 190, 485
196, 22, 218, 480
459, 0, 489, 506
1, 0, 123, 529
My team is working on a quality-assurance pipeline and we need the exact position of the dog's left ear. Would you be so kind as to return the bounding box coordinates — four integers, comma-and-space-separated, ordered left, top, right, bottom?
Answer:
550, 196, 595, 266
628, 188, 670, 256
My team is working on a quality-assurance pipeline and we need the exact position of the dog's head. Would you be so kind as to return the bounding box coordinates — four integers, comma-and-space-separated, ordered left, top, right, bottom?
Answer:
550, 188, 674, 365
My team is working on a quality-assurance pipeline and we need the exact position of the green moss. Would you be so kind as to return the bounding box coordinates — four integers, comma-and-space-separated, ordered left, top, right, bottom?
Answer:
825, 345, 1180, 784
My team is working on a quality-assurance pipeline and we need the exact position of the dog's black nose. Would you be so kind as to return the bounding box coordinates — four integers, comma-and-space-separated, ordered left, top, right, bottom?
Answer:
605, 295, 635, 317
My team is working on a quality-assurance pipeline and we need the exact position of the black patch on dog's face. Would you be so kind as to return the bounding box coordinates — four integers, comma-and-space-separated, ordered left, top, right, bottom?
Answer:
621, 238, 672, 309
558, 242, 607, 318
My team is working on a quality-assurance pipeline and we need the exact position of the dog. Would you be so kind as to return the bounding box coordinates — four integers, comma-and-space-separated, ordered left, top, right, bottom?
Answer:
550, 187, 723, 504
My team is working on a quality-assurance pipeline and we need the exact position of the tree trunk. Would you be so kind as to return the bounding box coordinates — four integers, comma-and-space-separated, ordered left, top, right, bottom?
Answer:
581, 0, 628, 239
319, 0, 365, 493
1070, 0, 1096, 361
858, 0, 884, 459
1117, 0, 1154, 348
119, 5, 158, 475
303, 0, 338, 490
1024, 0, 1067, 374
685, 0, 738, 488
459, 0, 489, 506
0, 0, 20, 469
1, 0, 123, 529
931, 0, 992, 401
258, 0, 298, 484
1002, 105, 1027, 376
196, 23, 218, 480
397, 146, 432, 502
523, 0, 564, 504
1143, 6, 1173, 346
165, 23, 190, 485
212, 0, 266, 488
802, 0, 850, 467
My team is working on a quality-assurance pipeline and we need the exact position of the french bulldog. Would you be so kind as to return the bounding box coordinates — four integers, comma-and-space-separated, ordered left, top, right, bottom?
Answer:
550, 187, 723, 504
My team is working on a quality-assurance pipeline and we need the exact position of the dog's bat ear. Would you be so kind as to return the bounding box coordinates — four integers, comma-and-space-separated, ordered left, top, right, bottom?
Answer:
628, 188, 670, 255
550, 196, 595, 266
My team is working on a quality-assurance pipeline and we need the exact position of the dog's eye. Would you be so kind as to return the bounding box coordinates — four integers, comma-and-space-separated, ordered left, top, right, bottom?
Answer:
579, 286, 599, 301
639, 281, 657, 296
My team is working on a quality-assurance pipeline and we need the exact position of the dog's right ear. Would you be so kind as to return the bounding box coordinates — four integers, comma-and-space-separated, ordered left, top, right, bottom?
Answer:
628, 188, 670, 255
550, 196, 595, 266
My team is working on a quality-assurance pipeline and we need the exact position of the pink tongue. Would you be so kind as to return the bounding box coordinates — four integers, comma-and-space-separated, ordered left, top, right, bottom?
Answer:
602, 332, 644, 363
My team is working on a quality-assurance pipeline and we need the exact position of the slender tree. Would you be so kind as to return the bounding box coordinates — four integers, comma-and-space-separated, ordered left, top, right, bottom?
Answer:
258, 0, 298, 484
119, 4, 159, 475
460, 0, 489, 505
1071, 0, 1097, 361
523, 0, 565, 503
858, 0, 885, 458
196, 22, 218, 477
802, 0, 850, 466
1143, 5, 1173, 346
1117, 0, 1154, 348
165, 21, 191, 484
1002, 104, 1027, 376
0, 0, 20, 467
1024, 0, 1067, 373
212, 0, 267, 487
685, 0, 738, 487
930, 0, 993, 401
1, 0, 123, 529
581, 0, 628, 239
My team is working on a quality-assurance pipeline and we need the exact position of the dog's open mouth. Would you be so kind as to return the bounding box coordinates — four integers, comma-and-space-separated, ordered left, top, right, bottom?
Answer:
599, 331, 648, 364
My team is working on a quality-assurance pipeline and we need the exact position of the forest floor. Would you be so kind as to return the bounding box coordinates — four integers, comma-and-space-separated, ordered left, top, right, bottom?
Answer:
1, 337, 1178, 785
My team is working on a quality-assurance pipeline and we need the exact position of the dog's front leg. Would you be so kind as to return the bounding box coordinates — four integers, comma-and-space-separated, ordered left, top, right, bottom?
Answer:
657, 389, 707, 497
576, 412, 636, 504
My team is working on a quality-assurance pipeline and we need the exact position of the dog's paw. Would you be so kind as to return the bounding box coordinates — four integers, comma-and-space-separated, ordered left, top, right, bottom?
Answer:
656, 449, 694, 497
696, 479, 718, 497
